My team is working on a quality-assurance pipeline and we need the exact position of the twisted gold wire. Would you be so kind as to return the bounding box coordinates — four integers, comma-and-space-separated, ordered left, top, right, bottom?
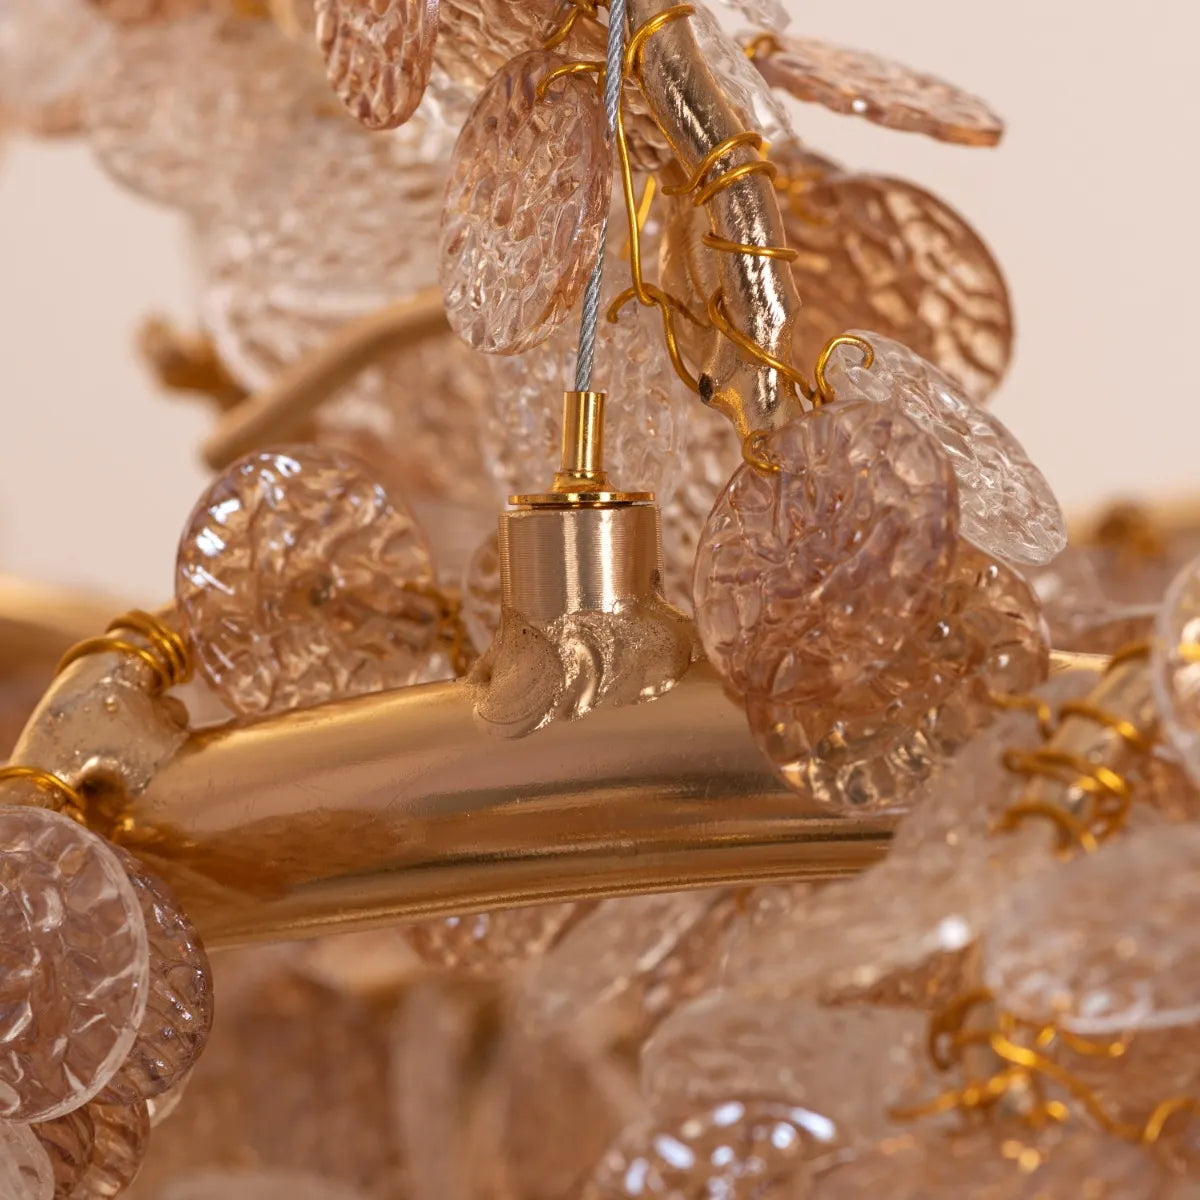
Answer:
0, 765, 87, 825
57, 610, 193, 694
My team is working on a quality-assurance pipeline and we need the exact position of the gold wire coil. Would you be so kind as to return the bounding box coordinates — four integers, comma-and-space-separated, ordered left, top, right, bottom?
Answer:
996, 639, 1155, 850
694, 159, 779, 206
993, 797, 1100, 856
898, 988, 1193, 1144
661, 131, 766, 196
895, 641, 1192, 1142
57, 610, 193, 694
0, 765, 87, 824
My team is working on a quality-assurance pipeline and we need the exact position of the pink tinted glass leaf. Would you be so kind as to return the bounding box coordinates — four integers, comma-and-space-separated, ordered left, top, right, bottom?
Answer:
0, 806, 148, 1123
174, 445, 441, 717
754, 35, 1004, 146
315, 0, 439, 131
440, 49, 612, 355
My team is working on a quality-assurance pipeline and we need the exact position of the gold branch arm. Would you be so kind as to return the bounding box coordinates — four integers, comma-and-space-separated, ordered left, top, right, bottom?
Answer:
202, 288, 449, 470
626, 0, 805, 437
127, 662, 892, 948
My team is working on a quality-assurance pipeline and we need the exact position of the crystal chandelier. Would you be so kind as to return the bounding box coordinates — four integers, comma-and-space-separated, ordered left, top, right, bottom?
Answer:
1, 1, 1199, 1198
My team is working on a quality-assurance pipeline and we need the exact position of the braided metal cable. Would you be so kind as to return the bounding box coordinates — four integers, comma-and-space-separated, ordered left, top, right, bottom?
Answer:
573, 0, 628, 390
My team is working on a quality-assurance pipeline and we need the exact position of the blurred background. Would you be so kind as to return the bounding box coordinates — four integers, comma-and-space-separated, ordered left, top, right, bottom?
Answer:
1, 0, 1196, 601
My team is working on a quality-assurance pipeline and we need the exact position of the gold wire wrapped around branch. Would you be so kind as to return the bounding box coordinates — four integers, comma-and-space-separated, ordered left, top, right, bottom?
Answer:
57, 610, 193, 695
0, 764, 88, 824
610, 1, 812, 429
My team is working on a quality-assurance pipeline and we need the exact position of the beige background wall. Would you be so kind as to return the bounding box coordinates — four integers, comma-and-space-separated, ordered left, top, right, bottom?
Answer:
1, 1, 1196, 600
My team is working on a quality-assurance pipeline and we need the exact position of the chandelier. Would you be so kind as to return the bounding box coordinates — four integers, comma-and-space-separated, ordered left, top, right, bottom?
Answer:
1, 0, 1199, 1197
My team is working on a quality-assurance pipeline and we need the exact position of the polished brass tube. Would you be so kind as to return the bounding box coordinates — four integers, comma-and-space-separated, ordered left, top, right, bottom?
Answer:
556, 390, 608, 490
132, 662, 893, 948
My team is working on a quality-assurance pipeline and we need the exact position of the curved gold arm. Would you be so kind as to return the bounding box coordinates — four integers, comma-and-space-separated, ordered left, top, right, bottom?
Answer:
0, 576, 131, 673
202, 289, 449, 470
129, 661, 893, 948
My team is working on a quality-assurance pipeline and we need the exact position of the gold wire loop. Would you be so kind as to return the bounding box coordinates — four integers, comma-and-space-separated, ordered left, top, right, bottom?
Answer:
742, 31, 783, 61
693, 159, 779, 206
624, 3, 696, 75
57, 610, 194, 694
813, 333, 874, 406
741, 429, 780, 475
607, 284, 702, 394
536, 60, 606, 99
660, 131, 766, 197
1055, 701, 1155, 753
0, 765, 87, 824
542, 0, 600, 50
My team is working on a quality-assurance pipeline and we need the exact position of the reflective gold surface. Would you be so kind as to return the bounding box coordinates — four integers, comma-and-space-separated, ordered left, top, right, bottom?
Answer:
0, 576, 128, 674
499, 502, 662, 624
132, 662, 893, 947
